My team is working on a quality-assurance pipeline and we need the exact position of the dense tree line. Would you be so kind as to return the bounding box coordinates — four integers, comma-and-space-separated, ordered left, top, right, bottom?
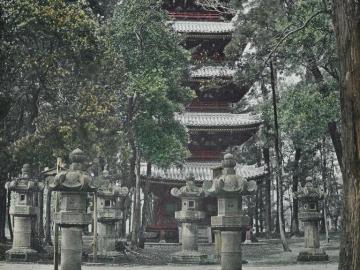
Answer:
0, 0, 192, 248
1, 0, 359, 264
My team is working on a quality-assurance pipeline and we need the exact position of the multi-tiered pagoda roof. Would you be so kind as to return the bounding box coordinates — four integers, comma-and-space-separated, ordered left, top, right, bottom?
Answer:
141, 1, 269, 242
140, 3, 267, 185
141, 162, 267, 186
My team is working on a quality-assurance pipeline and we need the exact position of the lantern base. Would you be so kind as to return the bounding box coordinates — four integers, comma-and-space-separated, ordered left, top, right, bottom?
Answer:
171, 250, 211, 264
5, 248, 38, 262
297, 249, 329, 262
89, 251, 126, 263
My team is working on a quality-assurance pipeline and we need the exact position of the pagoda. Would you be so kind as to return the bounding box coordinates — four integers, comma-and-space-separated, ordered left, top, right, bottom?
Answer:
141, 0, 267, 242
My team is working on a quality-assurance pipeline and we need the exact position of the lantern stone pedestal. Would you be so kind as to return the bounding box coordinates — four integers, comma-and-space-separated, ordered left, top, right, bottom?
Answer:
204, 154, 257, 270
94, 171, 129, 262
5, 164, 43, 262
50, 149, 96, 270
243, 226, 252, 244
170, 176, 208, 264
295, 177, 328, 262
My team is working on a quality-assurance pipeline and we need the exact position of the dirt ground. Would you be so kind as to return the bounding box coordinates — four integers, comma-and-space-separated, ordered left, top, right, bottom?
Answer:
0, 236, 340, 270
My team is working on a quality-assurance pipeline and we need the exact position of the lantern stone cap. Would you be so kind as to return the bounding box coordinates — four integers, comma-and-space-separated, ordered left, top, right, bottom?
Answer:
69, 148, 87, 163
95, 168, 129, 198
5, 164, 43, 192
294, 176, 324, 201
203, 153, 257, 196
171, 173, 205, 198
49, 149, 96, 192
98, 184, 129, 198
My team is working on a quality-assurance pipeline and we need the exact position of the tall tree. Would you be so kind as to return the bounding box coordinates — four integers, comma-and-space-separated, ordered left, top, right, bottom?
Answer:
110, 0, 193, 248
333, 1, 360, 270
0, 0, 126, 239
270, 60, 291, 252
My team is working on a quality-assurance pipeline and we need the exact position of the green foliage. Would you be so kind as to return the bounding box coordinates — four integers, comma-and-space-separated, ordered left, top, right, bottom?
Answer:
279, 82, 340, 148
111, 0, 194, 167
0, 0, 125, 174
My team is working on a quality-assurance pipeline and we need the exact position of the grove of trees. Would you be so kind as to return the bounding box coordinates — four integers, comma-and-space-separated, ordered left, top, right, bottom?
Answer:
1, 1, 360, 269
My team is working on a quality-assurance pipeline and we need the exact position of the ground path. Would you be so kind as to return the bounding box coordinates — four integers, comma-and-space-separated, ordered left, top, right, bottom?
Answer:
0, 236, 340, 270
0, 263, 338, 270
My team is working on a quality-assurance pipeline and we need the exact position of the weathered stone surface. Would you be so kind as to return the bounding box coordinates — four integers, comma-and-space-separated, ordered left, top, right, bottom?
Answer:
171, 250, 209, 264
170, 175, 208, 264
97, 208, 123, 222
221, 231, 242, 270
49, 148, 95, 192
61, 227, 83, 270
52, 149, 96, 270
294, 177, 328, 262
54, 211, 92, 225
94, 169, 129, 260
9, 205, 38, 216
5, 164, 42, 262
203, 153, 257, 270
211, 215, 249, 230
175, 210, 205, 222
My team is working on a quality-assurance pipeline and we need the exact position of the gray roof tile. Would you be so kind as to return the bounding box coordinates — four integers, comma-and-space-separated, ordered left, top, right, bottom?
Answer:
190, 66, 236, 78
175, 112, 262, 127
141, 162, 268, 183
169, 20, 234, 33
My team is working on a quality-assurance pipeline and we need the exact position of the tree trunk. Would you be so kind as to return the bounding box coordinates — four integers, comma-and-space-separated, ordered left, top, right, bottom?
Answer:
291, 148, 301, 236
259, 185, 264, 233
38, 190, 44, 242
263, 147, 272, 237
333, 1, 360, 269
131, 147, 141, 249
305, 49, 344, 173
255, 189, 259, 235
270, 60, 291, 252
7, 189, 13, 240
0, 184, 6, 242
45, 188, 52, 245
320, 138, 329, 237
141, 163, 151, 229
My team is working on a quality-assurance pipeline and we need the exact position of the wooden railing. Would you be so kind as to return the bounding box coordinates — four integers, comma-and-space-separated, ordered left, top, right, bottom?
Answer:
189, 150, 222, 160
168, 11, 222, 21
188, 101, 231, 112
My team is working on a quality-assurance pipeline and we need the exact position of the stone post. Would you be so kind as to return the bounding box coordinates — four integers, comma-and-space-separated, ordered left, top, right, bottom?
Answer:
203, 154, 257, 270
170, 175, 207, 264
295, 177, 328, 262
214, 230, 221, 259
49, 149, 96, 270
95, 169, 128, 261
244, 226, 252, 244
5, 164, 43, 262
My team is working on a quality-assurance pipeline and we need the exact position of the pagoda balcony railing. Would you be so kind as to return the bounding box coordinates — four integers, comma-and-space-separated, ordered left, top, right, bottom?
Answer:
168, 11, 222, 21
188, 101, 232, 112
189, 150, 222, 160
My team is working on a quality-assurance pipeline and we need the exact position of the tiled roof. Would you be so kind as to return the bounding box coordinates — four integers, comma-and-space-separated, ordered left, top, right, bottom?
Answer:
140, 162, 268, 184
175, 112, 262, 127
170, 20, 234, 33
190, 66, 236, 78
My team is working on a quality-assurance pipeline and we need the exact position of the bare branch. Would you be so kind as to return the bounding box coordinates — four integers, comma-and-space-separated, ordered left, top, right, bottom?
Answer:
195, 0, 237, 15
265, 9, 329, 64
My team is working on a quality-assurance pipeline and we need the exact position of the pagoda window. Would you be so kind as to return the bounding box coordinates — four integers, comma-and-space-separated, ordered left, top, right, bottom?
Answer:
309, 203, 316, 210
20, 194, 25, 201
105, 200, 111, 207
188, 200, 195, 209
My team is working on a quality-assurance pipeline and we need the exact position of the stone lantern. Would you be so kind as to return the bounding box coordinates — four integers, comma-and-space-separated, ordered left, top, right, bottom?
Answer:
203, 153, 257, 270
295, 177, 328, 262
95, 169, 129, 261
5, 164, 43, 262
49, 148, 96, 270
170, 174, 207, 264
